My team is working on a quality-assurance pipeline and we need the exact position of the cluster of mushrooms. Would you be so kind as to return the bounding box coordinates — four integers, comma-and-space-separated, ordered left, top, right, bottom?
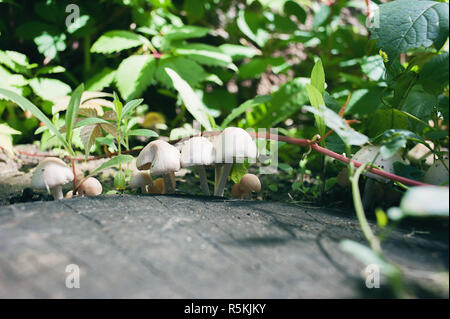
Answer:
30, 127, 262, 200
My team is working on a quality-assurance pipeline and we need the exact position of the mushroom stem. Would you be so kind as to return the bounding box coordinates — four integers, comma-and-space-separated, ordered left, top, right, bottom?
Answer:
163, 173, 175, 194
214, 164, 223, 195
51, 185, 64, 200
215, 163, 232, 197
197, 165, 210, 195
362, 179, 375, 211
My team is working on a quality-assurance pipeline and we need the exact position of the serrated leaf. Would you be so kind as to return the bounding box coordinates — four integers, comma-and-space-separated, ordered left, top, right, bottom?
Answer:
161, 25, 210, 41
100, 123, 118, 138
370, 0, 449, 59
102, 110, 117, 121
91, 30, 145, 54
173, 43, 233, 68
165, 67, 212, 130
115, 55, 156, 100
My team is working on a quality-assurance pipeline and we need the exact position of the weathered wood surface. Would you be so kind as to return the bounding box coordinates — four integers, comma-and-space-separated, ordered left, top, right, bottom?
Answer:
0, 195, 448, 298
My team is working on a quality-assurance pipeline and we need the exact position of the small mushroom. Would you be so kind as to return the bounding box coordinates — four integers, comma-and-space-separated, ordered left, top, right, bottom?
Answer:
147, 177, 165, 194
239, 174, 261, 199
31, 157, 74, 200
231, 183, 245, 199
130, 171, 153, 193
352, 145, 406, 210
65, 190, 73, 198
136, 140, 180, 194
212, 127, 258, 197
180, 136, 213, 195
77, 177, 102, 196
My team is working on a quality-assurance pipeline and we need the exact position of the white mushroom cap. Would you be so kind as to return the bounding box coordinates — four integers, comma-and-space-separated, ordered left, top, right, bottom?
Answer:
136, 140, 180, 176
78, 177, 102, 196
180, 136, 214, 167
31, 157, 74, 191
424, 156, 449, 185
212, 127, 257, 164
130, 171, 153, 189
352, 145, 406, 183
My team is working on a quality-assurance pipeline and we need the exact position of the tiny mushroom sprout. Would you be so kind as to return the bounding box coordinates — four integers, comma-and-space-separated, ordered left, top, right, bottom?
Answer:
31, 157, 74, 200
136, 139, 180, 194
180, 136, 214, 195
352, 145, 407, 209
130, 171, 153, 193
77, 177, 102, 196
212, 127, 258, 197
238, 174, 261, 199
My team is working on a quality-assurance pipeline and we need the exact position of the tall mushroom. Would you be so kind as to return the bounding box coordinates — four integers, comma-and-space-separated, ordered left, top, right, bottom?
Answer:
212, 127, 258, 197
352, 145, 406, 209
31, 157, 74, 200
136, 140, 180, 194
180, 136, 213, 195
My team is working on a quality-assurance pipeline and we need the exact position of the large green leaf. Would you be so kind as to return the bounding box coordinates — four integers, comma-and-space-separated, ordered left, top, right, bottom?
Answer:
115, 55, 156, 100
219, 44, 260, 61
86, 67, 116, 91
161, 25, 210, 42
305, 84, 326, 137
173, 43, 233, 68
165, 68, 213, 131
91, 30, 146, 54
29, 78, 71, 101
237, 9, 269, 48
419, 52, 449, 96
370, 0, 449, 59
0, 88, 72, 153
155, 56, 206, 89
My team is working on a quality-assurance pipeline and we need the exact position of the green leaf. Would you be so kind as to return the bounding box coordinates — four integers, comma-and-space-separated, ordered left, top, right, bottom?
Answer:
90, 154, 134, 177
80, 124, 102, 159
29, 78, 71, 101
173, 43, 233, 68
361, 55, 385, 82
304, 105, 368, 146
340, 240, 400, 278
311, 59, 325, 94
237, 9, 269, 48
115, 55, 156, 100
284, 0, 306, 24
401, 85, 437, 121
389, 186, 449, 220
165, 67, 213, 131
91, 30, 146, 54
305, 84, 326, 137
370, 0, 449, 59
219, 44, 260, 61
74, 117, 110, 128
65, 83, 84, 144
367, 108, 409, 138
86, 67, 116, 91
35, 65, 66, 76
221, 95, 272, 128
231, 163, 249, 184
0, 88, 72, 153
372, 129, 425, 159
419, 52, 449, 96
126, 129, 158, 137
34, 31, 66, 60
121, 98, 144, 121
183, 0, 205, 23
253, 77, 310, 128
155, 56, 207, 89
113, 92, 123, 120
161, 25, 210, 42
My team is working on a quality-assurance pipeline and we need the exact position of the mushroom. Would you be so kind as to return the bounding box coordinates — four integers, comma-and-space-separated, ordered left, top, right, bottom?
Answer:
231, 183, 245, 199
238, 174, 261, 199
136, 140, 180, 194
424, 155, 449, 186
212, 127, 258, 197
31, 157, 74, 200
130, 171, 153, 193
352, 145, 406, 210
77, 177, 102, 196
180, 136, 213, 195
147, 177, 165, 194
